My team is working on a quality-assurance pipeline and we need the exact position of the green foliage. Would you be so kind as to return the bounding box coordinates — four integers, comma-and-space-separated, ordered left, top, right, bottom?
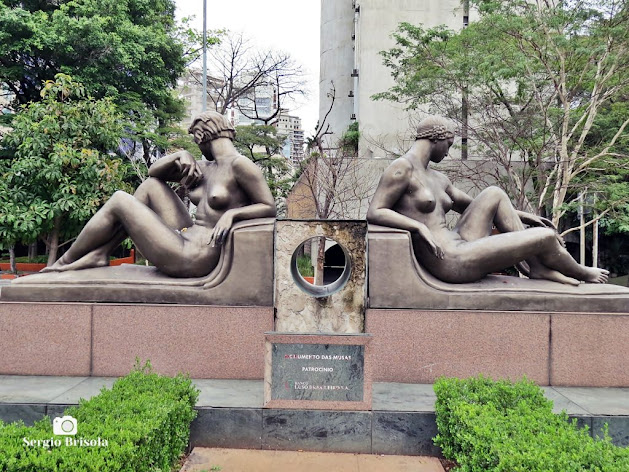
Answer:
0, 360, 199, 471
296, 255, 314, 277
0, 74, 131, 250
234, 124, 295, 206
434, 376, 629, 471
581, 96, 629, 235
0, 255, 48, 264
0, 0, 202, 160
339, 122, 359, 153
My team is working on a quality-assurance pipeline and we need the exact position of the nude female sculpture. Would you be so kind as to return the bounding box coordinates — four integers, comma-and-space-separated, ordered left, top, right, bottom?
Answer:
44, 111, 277, 277
366, 116, 608, 285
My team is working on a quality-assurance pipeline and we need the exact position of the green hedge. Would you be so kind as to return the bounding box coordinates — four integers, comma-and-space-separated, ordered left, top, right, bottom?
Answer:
434, 376, 629, 472
0, 362, 198, 471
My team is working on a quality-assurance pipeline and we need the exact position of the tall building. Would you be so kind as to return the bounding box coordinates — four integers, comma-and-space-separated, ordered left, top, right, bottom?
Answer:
276, 113, 305, 165
177, 69, 305, 166
319, 0, 467, 158
177, 70, 226, 126
232, 80, 278, 126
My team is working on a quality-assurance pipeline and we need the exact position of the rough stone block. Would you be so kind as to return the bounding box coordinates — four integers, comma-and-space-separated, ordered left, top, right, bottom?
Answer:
274, 220, 367, 333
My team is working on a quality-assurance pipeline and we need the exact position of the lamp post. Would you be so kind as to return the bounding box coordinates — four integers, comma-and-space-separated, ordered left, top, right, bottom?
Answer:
202, 0, 207, 112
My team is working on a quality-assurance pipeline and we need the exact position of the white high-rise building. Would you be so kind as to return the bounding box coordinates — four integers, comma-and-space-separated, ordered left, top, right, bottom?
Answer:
276, 113, 305, 165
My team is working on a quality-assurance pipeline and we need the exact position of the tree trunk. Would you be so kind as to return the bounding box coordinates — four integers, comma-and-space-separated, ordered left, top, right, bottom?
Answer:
47, 215, 62, 266
314, 236, 326, 285
9, 246, 17, 274
28, 242, 37, 261
142, 139, 152, 168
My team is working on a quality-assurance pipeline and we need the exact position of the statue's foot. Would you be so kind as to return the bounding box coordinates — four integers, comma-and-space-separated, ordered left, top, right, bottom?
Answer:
529, 266, 580, 286
40, 257, 67, 273
40, 251, 109, 273
580, 267, 609, 284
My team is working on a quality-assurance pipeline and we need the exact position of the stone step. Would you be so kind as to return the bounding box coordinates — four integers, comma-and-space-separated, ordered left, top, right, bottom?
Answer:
0, 376, 628, 456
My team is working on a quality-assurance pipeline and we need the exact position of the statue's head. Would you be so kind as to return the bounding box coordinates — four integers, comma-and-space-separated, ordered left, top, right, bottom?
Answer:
188, 111, 236, 144
415, 116, 456, 142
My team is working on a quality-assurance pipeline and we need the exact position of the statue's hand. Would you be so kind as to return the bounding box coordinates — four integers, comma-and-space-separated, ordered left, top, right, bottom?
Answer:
415, 223, 444, 259
525, 214, 565, 247
176, 152, 203, 188
527, 215, 556, 230
207, 211, 234, 247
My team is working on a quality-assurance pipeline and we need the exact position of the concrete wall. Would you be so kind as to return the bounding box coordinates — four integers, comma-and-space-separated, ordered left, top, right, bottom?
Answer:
320, 0, 465, 156
319, 0, 356, 145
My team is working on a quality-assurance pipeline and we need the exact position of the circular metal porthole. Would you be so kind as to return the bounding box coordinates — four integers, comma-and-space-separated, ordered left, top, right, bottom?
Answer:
290, 237, 352, 298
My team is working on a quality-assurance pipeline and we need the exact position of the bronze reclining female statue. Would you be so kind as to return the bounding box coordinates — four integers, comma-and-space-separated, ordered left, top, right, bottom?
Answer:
43, 111, 276, 277
367, 115, 608, 286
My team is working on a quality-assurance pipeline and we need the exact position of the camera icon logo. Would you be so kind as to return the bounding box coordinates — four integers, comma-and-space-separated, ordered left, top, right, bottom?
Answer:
53, 415, 78, 436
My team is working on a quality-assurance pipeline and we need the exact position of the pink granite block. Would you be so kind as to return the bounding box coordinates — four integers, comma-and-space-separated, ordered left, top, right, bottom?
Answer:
92, 305, 273, 378
366, 309, 550, 385
550, 313, 629, 387
0, 302, 91, 376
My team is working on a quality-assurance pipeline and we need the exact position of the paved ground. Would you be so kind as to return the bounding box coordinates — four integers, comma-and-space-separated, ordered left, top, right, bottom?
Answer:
179, 448, 445, 472
1, 376, 628, 416
1, 376, 628, 457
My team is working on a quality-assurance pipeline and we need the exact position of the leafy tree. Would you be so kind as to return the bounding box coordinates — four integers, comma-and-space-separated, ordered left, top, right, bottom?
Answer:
0, 0, 195, 163
375, 0, 629, 230
578, 94, 629, 235
234, 124, 294, 212
0, 74, 131, 266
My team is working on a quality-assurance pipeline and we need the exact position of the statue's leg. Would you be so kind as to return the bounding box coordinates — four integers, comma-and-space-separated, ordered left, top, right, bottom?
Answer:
45, 181, 193, 272
87, 177, 193, 259
455, 186, 524, 239
133, 177, 193, 228
452, 186, 607, 284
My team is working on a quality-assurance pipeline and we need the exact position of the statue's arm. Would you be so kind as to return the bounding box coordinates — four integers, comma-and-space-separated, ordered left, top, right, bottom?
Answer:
207, 156, 276, 247
231, 156, 277, 220
148, 150, 202, 187
444, 177, 473, 214
367, 161, 444, 259
367, 161, 414, 229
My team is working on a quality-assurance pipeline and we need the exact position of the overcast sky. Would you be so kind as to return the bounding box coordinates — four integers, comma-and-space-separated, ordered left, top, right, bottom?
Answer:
175, 0, 321, 136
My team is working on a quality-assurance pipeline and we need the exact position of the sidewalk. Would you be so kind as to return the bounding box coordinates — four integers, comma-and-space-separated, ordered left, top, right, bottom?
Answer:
179, 448, 445, 472
1, 376, 628, 455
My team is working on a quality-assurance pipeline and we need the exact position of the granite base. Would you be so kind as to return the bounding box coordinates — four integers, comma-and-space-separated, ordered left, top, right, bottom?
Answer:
366, 309, 629, 387
0, 302, 273, 378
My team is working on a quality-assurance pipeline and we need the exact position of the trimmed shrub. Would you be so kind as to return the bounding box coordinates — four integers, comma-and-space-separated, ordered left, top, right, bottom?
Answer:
434, 376, 629, 472
0, 362, 198, 471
